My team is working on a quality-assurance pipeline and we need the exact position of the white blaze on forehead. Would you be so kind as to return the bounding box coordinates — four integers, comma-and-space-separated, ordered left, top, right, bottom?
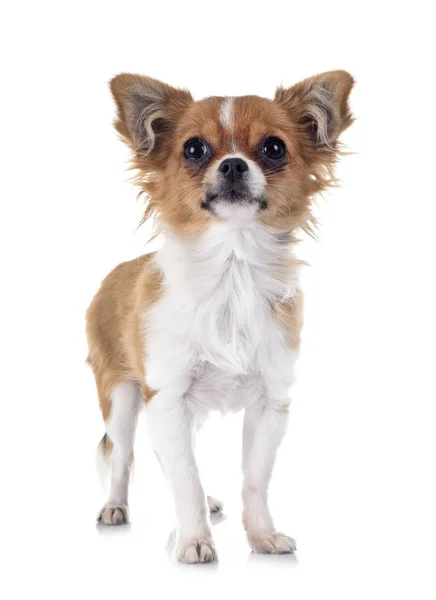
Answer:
220, 97, 235, 132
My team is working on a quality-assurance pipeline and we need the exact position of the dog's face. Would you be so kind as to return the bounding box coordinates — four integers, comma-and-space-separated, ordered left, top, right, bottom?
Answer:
110, 71, 354, 236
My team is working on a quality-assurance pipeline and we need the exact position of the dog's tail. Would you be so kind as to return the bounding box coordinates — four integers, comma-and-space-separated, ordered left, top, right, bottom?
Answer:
96, 434, 135, 488
96, 433, 112, 489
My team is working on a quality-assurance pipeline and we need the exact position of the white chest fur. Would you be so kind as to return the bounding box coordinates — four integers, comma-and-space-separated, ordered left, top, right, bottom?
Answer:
144, 221, 300, 413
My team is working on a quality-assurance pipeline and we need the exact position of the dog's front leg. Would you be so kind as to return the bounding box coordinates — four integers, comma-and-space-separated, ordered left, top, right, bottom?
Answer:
146, 389, 216, 563
242, 400, 296, 554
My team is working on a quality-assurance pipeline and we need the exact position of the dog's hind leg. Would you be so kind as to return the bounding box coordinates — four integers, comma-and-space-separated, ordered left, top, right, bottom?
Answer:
96, 380, 141, 525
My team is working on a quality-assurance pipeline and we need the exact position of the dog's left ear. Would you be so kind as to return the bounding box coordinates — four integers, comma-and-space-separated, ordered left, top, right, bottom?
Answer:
275, 70, 354, 149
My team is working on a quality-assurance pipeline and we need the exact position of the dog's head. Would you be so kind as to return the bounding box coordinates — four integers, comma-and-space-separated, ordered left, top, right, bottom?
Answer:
110, 71, 354, 236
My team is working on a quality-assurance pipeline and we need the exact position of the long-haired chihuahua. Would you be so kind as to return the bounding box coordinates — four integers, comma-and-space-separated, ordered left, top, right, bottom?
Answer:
87, 70, 354, 563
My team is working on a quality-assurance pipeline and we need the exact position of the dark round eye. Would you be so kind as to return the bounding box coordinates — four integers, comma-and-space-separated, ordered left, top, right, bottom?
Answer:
261, 137, 286, 160
183, 138, 208, 161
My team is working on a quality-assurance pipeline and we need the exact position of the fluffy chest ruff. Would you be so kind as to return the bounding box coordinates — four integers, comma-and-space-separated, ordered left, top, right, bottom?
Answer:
144, 221, 301, 413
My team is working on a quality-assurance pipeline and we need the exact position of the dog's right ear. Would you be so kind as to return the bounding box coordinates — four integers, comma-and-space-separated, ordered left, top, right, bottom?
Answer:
110, 73, 193, 157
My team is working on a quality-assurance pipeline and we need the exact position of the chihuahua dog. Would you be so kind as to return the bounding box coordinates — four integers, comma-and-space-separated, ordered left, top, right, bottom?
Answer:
87, 70, 354, 563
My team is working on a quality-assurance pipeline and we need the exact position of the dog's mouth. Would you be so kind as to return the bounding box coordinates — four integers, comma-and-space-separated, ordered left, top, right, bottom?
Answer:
201, 191, 267, 212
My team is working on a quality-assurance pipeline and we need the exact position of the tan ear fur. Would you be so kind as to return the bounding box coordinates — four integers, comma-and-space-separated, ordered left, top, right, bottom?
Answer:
109, 73, 193, 157
275, 70, 355, 149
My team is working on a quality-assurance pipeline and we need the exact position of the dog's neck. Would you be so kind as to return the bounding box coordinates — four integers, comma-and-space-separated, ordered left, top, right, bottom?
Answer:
153, 220, 301, 374
156, 220, 300, 305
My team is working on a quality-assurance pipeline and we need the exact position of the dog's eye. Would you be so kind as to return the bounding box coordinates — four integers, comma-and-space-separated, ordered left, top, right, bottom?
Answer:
183, 138, 208, 161
261, 137, 286, 160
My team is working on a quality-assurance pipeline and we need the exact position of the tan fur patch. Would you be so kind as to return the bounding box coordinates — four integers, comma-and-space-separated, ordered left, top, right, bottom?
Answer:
273, 288, 304, 351
98, 433, 113, 458
86, 253, 163, 419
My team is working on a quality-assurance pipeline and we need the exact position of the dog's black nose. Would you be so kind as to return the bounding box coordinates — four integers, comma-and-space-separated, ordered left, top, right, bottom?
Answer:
218, 157, 249, 182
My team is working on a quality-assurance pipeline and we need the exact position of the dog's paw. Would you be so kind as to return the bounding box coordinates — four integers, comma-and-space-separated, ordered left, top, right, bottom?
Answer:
207, 495, 223, 513
247, 530, 296, 554
177, 536, 218, 563
97, 504, 129, 525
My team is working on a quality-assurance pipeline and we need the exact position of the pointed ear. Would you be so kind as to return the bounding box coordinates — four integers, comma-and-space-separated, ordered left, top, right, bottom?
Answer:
275, 70, 354, 149
109, 73, 193, 155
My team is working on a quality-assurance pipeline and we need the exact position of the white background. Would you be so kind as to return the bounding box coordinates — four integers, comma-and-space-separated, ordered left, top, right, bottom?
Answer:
2, 1, 435, 598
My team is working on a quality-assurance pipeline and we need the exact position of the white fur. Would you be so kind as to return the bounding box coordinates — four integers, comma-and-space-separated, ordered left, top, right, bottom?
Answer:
97, 381, 140, 524
220, 97, 237, 151
220, 97, 234, 131
142, 218, 300, 560
242, 402, 296, 553
305, 85, 335, 147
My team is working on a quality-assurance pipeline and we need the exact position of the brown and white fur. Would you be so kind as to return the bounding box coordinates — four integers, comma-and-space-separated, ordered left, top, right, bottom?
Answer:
86, 70, 354, 563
